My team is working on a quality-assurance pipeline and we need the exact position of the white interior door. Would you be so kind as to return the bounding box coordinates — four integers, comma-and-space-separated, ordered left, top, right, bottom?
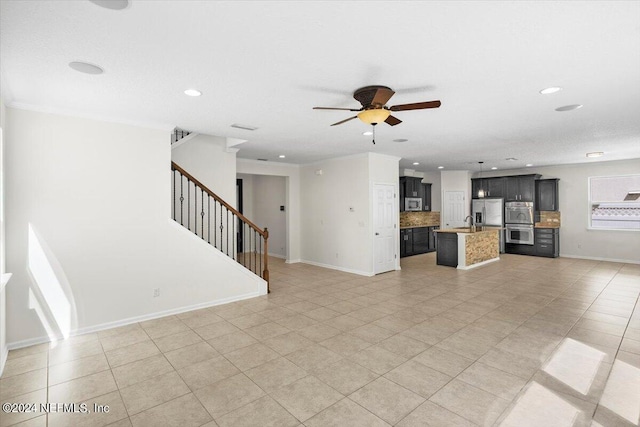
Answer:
443, 191, 466, 228
373, 184, 396, 274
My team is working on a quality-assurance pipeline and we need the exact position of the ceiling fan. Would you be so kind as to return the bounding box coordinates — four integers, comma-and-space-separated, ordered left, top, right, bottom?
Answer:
313, 85, 440, 143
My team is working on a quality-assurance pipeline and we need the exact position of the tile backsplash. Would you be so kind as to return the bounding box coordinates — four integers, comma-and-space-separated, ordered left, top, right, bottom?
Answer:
400, 211, 441, 227
538, 211, 561, 227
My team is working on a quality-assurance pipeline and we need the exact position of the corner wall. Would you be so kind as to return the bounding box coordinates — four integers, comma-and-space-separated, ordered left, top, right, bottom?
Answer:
5, 107, 265, 348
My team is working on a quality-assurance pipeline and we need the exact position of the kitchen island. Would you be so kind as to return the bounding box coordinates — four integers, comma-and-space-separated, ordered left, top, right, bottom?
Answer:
435, 227, 501, 269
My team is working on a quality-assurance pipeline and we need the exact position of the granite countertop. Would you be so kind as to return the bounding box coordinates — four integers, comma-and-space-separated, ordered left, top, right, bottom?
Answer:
436, 226, 502, 234
400, 224, 439, 229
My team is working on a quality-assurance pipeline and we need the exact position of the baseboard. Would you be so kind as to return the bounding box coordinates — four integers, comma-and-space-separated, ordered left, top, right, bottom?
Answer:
457, 257, 500, 270
6, 290, 262, 351
285, 259, 301, 264
559, 253, 640, 265
299, 259, 374, 277
0, 346, 8, 377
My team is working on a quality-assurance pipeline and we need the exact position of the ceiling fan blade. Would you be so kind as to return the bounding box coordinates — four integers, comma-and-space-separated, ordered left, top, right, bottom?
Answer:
389, 100, 441, 111
371, 87, 395, 107
313, 107, 362, 111
330, 116, 358, 126
385, 115, 402, 126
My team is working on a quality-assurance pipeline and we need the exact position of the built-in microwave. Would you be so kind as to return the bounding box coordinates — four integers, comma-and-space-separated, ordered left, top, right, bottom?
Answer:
405, 197, 422, 211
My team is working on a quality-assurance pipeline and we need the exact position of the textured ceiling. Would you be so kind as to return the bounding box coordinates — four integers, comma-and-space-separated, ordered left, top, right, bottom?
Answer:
1, 1, 639, 172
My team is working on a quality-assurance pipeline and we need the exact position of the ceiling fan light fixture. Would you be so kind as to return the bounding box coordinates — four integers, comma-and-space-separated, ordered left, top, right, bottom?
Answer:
357, 109, 390, 125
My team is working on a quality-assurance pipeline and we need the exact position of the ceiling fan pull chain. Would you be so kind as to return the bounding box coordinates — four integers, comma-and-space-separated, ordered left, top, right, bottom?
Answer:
372, 124, 376, 144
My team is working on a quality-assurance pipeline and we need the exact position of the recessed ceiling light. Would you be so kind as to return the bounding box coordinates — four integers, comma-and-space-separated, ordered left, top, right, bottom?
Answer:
89, 0, 129, 10
231, 123, 258, 131
279, 155, 286, 159
491, 167, 498, 170
555, 104, 583, 112
184, 89, 202, 97
505, 158, 518, 161
539, 87, 562, 95
526, 164, 533, 167
586, 152, 604, 158
69, 61, 104, 75
438, 166, 444, 169
413, 162, 420, 166
362, 131, 373, 136
393, 138, 408, 143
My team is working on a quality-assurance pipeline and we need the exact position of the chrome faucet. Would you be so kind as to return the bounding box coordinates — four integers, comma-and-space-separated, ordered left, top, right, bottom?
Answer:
464, 215, 474, 228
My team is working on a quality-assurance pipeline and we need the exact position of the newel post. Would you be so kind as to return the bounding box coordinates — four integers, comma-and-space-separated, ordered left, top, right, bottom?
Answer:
263, 227, 270, 293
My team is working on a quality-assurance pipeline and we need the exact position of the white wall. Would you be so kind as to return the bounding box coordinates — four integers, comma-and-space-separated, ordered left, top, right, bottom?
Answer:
171, 134, 236, 206
236, 159, 301, 263
251, 176, 287, 258
0, 98, 7, 373
5, 107, 265, 348
478, 159, 640, 263
422, 171, 442, 212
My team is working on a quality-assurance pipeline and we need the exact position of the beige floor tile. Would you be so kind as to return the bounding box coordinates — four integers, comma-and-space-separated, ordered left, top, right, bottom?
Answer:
567, 327, 623, 348
305, 398, 390, 427
479, 347, 541, 380
322, 314, 368, 331
350, 345, 407, 375
350, 324, 396, 344
263, 331, 313, 355
152, 330, 203, 353
620, 337, 640, 355
396, 401, 476, 427
112, 354, 175, 388
48, 370, 118, 403
412, 347, 474, 377
496, 327, 563, 362
314, 359, 379, 395
286, 301, 323, 313
207, 330, 258, 354
177, 354, 239, 391
216, 395, 299, 427
6, 415, 47, 427
457, 362, 527, 400
105, 340, 160, 368
129, 393, 212, 427
285, 344, 343, 373
119, 371, 190, 415
297, 323, 342, 342
377, 334, 431, 359
5, 344, 48, 361
275, 314, 318, 330
48, 353, 110, 386
260, 306, 297, 321
429, 379, 510, 426
319, 333, 372, 357
48, 339, 105, 366
224, 343, 280, 371
100, 328, 150, 352
325, 300, 366, 314
244, 321, 290, 341
271, 375, 343, 422
385, 360, 451, 398
349, 377, 425, 425
436, 326, 503, 360
97, 323, 143, 340
305, 307, 341, 321
163, 342, 219, 370
177, 310, 224, 329
193, 320, 240, 340
1, 352, 47, 378
0, 368, 47, 400
194, 373, 265, 419
244, 357, 307, 392
227, 313, 269, 330
48, 390, 128, 427
0, 389, 47, 427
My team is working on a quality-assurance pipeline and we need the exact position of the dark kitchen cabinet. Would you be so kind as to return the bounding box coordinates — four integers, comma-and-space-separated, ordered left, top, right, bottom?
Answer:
413, 228, 430, 254
400, 229, 412, 257
422, 183, 432, 211
400, 226, 438, 258
401, 177, 422, 198
536, 179, 559, 211
504, 175, 538, 202
436, 232, 458, 267
471, 177, 504, 199
534, 228, 559, 257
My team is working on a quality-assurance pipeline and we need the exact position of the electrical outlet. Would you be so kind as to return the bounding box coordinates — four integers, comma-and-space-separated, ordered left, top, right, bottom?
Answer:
577, 244, 582, 249
153, 288, 160, 298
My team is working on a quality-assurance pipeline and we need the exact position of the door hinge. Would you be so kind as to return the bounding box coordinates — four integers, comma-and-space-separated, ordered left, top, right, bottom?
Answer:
395, 254, 397, 258
394, 193, 397, 198
394, 224, 396, 228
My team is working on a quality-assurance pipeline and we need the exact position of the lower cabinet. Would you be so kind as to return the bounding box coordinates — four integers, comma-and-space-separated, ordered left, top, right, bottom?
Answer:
400, 226, 438, 257
436, 233, 458, 267
506, 228, 559, 258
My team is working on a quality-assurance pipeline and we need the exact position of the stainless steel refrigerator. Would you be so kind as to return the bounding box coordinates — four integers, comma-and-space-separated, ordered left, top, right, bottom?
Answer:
472, 198, 505, 253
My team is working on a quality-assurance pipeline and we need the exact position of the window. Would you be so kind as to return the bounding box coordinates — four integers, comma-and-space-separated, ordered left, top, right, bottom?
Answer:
589, 174, 640, 230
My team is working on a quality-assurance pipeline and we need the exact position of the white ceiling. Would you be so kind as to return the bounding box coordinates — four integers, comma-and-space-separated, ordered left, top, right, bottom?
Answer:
1, 1, 639, 172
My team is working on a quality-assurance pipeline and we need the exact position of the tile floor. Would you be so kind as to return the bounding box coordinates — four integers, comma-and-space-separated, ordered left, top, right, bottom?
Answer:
1, 253, 639, 426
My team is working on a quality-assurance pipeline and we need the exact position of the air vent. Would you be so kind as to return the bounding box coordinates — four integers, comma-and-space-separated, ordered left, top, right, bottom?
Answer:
257, 158, 268, 161
231, 124, 258, 131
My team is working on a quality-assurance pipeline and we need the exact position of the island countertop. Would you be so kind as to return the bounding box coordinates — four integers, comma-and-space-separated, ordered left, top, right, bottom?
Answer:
435, 226, 502, 234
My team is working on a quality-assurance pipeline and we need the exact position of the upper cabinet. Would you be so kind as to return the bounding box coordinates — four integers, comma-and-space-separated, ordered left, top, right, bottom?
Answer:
422, 183, 432, 211
400, 177, 432, 211
536, 179, 559, 211
504, 175, 538, 202
471, 177, 505, 199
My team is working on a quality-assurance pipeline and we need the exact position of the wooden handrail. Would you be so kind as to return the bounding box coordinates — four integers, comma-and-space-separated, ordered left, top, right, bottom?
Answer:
171, 161, 267, 238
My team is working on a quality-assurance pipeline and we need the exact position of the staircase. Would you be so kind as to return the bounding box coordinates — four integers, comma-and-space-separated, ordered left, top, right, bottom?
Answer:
171, 161, 270, 291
